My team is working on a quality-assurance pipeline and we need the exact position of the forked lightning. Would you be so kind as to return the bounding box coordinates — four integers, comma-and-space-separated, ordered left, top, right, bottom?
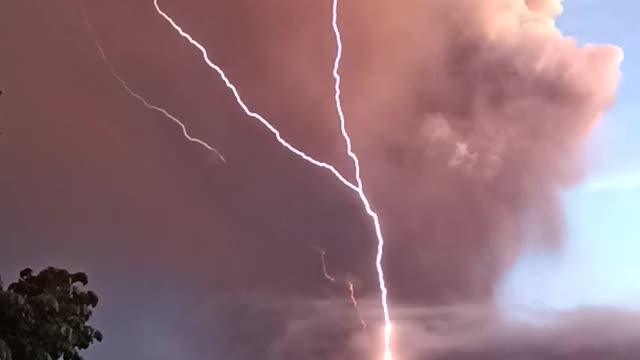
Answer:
152, 1, 393, 358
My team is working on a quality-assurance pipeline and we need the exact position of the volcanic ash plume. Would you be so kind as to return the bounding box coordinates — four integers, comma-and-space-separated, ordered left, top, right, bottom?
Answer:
333, 0, 624, 303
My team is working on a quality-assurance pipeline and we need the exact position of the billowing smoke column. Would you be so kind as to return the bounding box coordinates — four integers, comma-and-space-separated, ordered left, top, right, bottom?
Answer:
132, 0, 621, 310
26, 0, 621, 358
237, 1, 623, 355
326, 0, 623, 304
141, 0, 622, 356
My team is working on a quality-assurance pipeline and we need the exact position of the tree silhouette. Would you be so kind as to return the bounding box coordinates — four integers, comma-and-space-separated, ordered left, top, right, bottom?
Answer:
0, 267, 102, 360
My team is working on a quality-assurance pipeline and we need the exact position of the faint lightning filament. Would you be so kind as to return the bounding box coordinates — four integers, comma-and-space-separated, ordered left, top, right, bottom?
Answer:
331, 0, 393, 358
82, 15, 225, 162
313, 245, 337, 283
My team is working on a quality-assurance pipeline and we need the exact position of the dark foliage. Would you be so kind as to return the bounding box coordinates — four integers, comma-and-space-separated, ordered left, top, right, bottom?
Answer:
0, 268, 102, 360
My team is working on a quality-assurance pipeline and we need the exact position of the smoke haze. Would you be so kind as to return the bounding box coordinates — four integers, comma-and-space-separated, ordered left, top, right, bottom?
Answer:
0, 0, 628, 358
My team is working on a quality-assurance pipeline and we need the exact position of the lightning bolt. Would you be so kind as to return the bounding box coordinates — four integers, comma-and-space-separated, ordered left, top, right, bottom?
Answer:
331, 0, 393, 358
152, 0, 358, 193
311, 246, 367, 329
82, 13, 225, 162
152, 1, 392, 358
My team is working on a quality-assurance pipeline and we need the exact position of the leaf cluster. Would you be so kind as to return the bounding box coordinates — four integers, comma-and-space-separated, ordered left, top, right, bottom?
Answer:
0, 268, 102, 360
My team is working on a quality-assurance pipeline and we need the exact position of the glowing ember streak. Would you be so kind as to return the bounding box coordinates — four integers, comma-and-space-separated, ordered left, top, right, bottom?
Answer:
152, 0, 358, 193
312, 246, 366, 329
346, 281, 367, 329
331, 0, 392, 358
82, 15, 225, 162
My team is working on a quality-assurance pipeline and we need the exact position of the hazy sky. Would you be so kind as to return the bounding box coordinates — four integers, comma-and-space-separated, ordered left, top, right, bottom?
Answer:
1, 0, 638, 359
500, 0, 640, 311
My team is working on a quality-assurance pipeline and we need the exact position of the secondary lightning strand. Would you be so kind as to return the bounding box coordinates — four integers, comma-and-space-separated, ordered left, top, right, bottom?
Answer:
82, 14, 225, 162
311, 246, 366, 329
152, 0, 358, 193
331, 1, 392, 359
312, 246, 337, 283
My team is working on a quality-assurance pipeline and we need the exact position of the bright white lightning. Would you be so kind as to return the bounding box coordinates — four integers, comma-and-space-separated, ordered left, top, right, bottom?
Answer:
331, 1, 392, 358
83, 16, 225, 162
152, 0, 391, 357
152, 0, 358, 193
